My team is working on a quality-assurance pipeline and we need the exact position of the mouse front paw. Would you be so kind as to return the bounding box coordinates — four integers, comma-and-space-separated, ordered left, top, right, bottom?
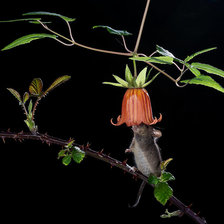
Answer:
129, 166, 137, 172
125, 148, 132, 153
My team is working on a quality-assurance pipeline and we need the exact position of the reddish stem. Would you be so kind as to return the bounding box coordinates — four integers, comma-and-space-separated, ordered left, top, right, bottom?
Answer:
0, 130, 206, 224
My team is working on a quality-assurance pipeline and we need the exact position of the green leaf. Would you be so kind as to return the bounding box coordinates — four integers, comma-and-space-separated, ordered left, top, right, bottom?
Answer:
154, 182, 173, 206
65, 139, 75, 149
7, 88, 22, 103
148, 174, 159, 185
71, 147, 85, 164
93, 25, 132, 36
161, 172, 175, 182
181, 75, 224, 93
24, 118, 37, 134
186, 64, 201, 77
28, 100, 33, 115
131, 56, 173, 64
156, 45, 175, 58
125, 65, 133, 83
136, 67, 147, 86
160, 209, 181, 218
23, 92, 30, 104
142, 71, 160, 87
184, 47, 217, 63
23, 11, 76, 22
57, 149, 67, 159
102, 82, 123, 87
191, 62, 224, 78
112, 75, 129, 87
0, 18, 41, 23
145, 67, 153, 82
44, 75, 71, 96
161, 158, 173, 171
62, 155, 72, 166
2, 33, 57, 51
29, 21, 52, 25
29, 78, 43, 96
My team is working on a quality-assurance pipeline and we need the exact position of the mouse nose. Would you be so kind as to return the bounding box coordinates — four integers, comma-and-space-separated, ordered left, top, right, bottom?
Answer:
132, 125, 138, 132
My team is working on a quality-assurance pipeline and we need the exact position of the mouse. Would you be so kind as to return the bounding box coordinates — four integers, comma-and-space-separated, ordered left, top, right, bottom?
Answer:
125, 123, 162, 207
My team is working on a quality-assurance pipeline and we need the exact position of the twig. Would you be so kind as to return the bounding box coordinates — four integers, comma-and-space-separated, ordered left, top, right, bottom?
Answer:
37, 20, 132, 56
143, 61, 177, 83
121, 35, 132, 53
0, 130, 207, 224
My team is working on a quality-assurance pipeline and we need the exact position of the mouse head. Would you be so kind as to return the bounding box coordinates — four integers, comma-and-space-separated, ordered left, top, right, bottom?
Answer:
132, 123, 162, 138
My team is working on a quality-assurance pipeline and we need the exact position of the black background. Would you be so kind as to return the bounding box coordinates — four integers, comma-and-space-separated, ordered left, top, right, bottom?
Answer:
0, 0, 223, 223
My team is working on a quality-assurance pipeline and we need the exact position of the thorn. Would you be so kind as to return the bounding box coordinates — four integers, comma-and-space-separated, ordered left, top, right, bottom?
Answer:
7, 128, 11, 132
18, 130, 24, 135
197, 211, 201, 216
13, 133, 18, 139
18, 138, 23, 143
39, 136, 45, 144
182, 203, 193, 216
85, 142, 91, 149
122, 159, 128, 166
46, 141, 51, 146
80, 145, 85, 150
107, 153, 111, 157
98, 149, 104, 157
68, 137, 74, 142
202, 217, 207, 224
178, 211, 184, 218
168, 201, 173, 207
132, 173, 138, 180
2, 137, 5, 144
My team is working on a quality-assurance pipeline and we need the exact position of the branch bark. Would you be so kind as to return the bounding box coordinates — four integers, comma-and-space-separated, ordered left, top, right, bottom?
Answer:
0, 130, 206, 224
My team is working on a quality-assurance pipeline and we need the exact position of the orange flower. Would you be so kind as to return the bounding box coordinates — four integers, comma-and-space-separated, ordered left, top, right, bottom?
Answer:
111, 88, 162, 127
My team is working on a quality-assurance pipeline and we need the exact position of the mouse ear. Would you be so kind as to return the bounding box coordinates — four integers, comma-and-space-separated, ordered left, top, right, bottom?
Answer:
152, 129, 162, 138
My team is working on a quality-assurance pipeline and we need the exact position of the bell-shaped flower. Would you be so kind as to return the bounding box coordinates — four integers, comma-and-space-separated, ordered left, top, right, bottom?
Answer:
111, 88, 162, 126
104, 65, 162, 126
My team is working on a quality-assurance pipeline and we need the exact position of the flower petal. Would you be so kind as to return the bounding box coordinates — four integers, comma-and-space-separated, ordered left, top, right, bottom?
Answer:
111, 88, 162, 127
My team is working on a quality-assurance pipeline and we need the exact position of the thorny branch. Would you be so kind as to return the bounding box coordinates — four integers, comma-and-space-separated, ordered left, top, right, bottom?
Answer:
0, 130, 206, 224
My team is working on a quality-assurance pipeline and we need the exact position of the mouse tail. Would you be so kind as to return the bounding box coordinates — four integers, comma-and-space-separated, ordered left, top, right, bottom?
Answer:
128, 181, 146, 208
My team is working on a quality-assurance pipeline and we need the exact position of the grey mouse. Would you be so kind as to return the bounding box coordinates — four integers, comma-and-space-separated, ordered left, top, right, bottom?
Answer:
126, 123, 162, 207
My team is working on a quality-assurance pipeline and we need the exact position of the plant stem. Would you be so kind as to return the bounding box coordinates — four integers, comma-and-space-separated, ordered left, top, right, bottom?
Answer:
133, 59, 138, 77
74, 41, 133, 56
0, 130, 207, 224
32, 97, 41, 120
143, 61, 177, 83
134, 0, 151, 53
37, 6, 184, 85
38, 20, 132, 57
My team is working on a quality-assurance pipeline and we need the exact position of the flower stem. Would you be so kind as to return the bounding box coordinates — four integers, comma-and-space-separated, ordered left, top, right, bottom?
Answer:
134, 0, 151, 53
133, 59, 138, 78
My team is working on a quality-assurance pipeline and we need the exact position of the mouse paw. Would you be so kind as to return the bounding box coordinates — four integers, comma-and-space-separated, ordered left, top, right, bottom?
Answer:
129, 166, 137, 172
125, 148, 132, 153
